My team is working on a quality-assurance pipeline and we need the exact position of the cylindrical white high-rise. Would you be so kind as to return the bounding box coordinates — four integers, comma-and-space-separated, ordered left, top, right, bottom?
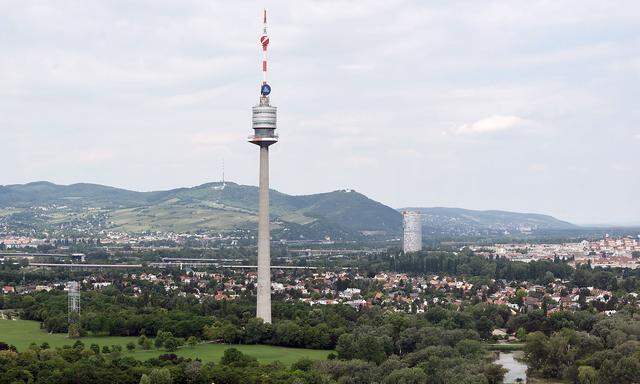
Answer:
403, 211, 423, 253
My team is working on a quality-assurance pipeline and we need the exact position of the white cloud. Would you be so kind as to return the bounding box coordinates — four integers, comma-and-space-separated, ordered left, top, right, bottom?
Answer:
345, 155, 378, 167
528, 163, 547, 173
74, 149, 115, 163
0, 0, 638, 223
190, 132, 241, 146
454, 115, 526, 135
611, 163, 632, 172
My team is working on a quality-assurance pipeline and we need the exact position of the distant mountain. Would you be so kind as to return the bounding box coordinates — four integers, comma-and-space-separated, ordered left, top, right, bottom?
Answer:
0, 181, 579, 240
399, 207, 578, 237
0, 181, 402, 239
0, 181, 167, 208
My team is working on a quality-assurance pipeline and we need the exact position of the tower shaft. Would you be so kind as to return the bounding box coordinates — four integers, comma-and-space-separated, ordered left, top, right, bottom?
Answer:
250, 9, 277, 323
256, 146, 271, 322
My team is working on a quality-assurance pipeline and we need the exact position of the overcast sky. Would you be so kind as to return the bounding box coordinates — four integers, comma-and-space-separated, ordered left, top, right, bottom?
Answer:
1, 1, 638, 225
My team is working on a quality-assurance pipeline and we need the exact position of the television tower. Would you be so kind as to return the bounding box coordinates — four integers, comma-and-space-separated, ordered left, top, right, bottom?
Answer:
249, 9, 277, 323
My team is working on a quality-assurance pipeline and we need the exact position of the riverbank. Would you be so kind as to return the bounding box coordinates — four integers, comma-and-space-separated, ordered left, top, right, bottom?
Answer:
488, 343, 525, 351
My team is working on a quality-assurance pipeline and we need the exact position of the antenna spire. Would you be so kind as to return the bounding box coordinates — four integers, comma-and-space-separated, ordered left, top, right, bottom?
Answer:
259, 9, 271, 98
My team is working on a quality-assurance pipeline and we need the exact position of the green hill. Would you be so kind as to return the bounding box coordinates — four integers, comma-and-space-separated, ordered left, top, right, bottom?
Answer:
400, 207, 577, 235
0, 181, 166, 208
0, 182, 402, 238
0, 182, 578, 239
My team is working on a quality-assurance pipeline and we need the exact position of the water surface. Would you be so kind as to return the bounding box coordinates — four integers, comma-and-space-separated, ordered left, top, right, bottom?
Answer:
495, 351, 527, 383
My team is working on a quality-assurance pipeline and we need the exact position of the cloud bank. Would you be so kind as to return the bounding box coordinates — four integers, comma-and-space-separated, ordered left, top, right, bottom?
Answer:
0, 0, 638, 224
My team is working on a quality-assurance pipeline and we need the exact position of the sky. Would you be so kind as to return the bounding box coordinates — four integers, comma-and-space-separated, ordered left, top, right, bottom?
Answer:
1, 1, 638, 225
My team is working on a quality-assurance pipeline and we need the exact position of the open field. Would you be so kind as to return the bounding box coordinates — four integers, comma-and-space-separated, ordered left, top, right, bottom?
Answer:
109, 204, 258, 233
0, 319, 331, 365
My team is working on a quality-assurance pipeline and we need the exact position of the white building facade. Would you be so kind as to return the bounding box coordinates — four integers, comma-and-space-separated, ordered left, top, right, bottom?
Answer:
403, 211, 422, 253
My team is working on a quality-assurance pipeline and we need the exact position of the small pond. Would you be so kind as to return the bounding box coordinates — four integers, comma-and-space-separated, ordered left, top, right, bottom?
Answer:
495, 351, 527, 383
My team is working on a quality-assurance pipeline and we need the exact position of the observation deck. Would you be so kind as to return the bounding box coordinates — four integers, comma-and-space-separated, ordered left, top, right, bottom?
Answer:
249, 95, 278, 147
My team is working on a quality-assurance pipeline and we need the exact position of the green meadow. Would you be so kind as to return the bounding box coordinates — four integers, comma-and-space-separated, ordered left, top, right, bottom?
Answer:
0, 319, 331, 365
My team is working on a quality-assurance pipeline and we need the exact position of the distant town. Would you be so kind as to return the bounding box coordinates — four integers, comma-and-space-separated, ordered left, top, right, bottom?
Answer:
474, 235, 640, 269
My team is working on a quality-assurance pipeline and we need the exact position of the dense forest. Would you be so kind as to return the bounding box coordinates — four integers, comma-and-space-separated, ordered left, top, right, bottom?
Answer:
524, 314, 640, 383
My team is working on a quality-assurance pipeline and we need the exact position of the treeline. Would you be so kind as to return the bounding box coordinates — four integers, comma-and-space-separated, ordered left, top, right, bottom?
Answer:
18, 288, 217, 338
0, 339, 505, 384
394, 249, 572, 281
6, 282, 519, 351
0, 342, 318, 384
524, 311, 640, 383
391, 249, 640, 291
201, 301, 515, 355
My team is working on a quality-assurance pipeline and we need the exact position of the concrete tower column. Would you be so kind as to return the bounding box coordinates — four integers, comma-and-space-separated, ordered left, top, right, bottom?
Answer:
256, 145, 271, 323
249, 9, 277, 324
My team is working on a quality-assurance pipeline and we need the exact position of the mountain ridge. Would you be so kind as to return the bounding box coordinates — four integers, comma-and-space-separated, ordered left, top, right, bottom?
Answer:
399, 206, 577, 236
0, 181, 401, 238
0, 181, 577, 239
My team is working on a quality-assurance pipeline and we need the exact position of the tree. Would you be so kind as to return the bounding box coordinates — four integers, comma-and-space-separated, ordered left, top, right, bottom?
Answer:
381, 368, 427, 384
524, 332, 548, 373
476, 316, 493, 339
244, 318, 270, 344
186, 336, 198, 348
483, 363, 507, 384
138, 335, 152, 350
274, 321, 304, 347
184, 361, 203, 383
155, 331, 173, 349
292, 358, 315, 372
164, 337, 179, 352
142, 338, 152, 350
613, 356, 640, 383
126, 342, 136, 352
220, 348, 258, 367
455, 339, 484, 358
148, 368, 173, 384
68, 323, 81, 339
577, 366, 597, 384
336, 331, 391, 364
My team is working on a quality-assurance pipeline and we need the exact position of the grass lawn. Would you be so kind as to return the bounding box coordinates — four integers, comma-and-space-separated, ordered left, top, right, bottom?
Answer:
0, 319, 331, 365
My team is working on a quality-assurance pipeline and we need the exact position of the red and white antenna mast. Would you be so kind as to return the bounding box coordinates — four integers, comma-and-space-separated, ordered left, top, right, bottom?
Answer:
260, 9, 270, 86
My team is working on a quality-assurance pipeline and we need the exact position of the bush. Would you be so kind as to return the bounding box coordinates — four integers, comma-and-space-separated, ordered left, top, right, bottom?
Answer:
164, 337, 179, 352
220, 348, 258, 368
